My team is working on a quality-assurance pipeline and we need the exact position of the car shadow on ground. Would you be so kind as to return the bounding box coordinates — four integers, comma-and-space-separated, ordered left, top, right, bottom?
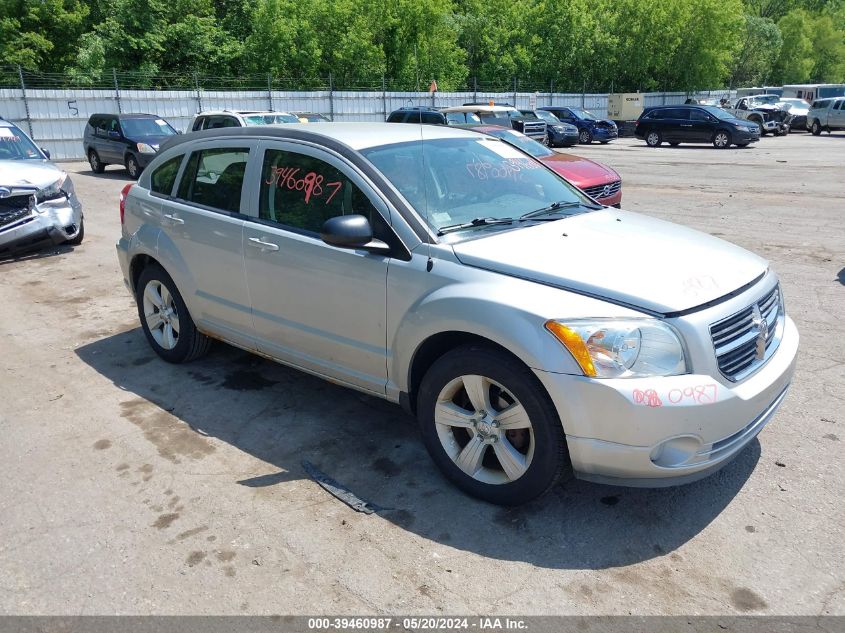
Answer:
0, 243, 77, 265
76, 328, 759, 570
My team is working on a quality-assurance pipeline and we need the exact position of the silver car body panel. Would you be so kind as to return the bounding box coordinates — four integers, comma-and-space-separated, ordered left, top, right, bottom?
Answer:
117, 123, 798, 486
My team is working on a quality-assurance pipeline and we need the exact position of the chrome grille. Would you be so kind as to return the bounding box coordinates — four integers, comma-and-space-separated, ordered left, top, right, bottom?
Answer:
710, 285, 782, 382
0, 194, 34, 228
582, 180, 622, 200
521, 121, 546, 139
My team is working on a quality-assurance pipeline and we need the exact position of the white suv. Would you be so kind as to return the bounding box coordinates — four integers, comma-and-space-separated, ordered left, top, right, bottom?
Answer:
116, 123, 798, 505
189, 110, 300, 132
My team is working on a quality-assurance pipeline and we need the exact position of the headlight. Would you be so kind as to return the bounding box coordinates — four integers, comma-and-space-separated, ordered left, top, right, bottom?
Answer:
545, 319, 687, 378
137, 142, 157, 154
36, 172, 68, 203
553, 125, 564, 132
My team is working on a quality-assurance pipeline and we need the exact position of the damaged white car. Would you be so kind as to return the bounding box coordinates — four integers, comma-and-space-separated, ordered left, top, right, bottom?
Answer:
0, 118, 84, 257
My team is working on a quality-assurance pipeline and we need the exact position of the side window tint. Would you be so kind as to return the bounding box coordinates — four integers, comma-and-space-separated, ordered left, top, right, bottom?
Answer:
445, 112, 464, 124
177, 148, 249, 213
690, 109, 710, 122
150, 154, 184, 195
259, 149, 381, 235
421, 112, 442, 125
193, 117, 205, 131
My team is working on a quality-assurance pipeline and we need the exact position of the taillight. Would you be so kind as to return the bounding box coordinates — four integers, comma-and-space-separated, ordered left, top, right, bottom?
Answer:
119, 183, 133, 225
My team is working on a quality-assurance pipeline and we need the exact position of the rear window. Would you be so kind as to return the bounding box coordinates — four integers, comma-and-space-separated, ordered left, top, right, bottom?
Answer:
176, 148, 249, 213
150, 154, 183, 196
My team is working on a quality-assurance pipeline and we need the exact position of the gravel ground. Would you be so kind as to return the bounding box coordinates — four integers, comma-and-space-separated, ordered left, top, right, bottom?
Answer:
0, 132, 843, 616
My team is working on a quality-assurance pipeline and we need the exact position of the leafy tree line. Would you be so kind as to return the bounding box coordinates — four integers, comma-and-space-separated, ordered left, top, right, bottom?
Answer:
1, 0, 843, 90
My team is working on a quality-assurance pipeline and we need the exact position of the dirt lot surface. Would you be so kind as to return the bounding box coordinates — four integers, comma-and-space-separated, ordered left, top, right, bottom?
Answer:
1, 132, 843, 615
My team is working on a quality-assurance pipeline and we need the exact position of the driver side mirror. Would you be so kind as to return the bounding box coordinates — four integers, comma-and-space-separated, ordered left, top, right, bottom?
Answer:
108, 130, 121, 139
41, 148, 51, 159
320, 215, 391, 255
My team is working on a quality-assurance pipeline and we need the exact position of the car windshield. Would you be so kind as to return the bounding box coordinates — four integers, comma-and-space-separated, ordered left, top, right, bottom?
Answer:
534, 110, 561, 124
569, 107, 598, 119
121, 117, 177, 137
0, 125, 43, 160
750, 95, 780, 105
484, 128, 554, 158
779, 99, 807, 107
701, 106, 735, 121
298, 113, 328, 122
361, 137, 591, 235
243, 113, 299, 125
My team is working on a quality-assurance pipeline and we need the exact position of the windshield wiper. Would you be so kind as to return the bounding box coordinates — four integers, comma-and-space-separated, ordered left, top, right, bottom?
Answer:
518, 201, 589, 221
437, 216, 514, 235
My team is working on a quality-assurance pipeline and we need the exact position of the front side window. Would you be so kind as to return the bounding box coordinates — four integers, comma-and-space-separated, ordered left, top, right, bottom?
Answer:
243, 113, 299, 125
535, 110, 560, 124
150, 154, 184, 195
176, 148, 249, 213
690, 109, 712, 122
361, 137, 592, 235
259, 149, 381, 235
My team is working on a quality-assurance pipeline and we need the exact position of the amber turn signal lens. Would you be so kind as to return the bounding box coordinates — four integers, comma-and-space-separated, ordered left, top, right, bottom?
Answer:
544, 321, 597, 377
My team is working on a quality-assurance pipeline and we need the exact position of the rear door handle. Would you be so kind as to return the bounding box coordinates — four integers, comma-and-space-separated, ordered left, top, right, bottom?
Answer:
248, 237, 279, 252
680, 124, 692, 127
162, 213, 184, 225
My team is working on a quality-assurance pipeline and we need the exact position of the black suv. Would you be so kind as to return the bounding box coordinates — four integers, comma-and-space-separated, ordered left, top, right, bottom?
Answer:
635, 105, 760, 149
386, 106, 447, 125
83, 113, 178, 178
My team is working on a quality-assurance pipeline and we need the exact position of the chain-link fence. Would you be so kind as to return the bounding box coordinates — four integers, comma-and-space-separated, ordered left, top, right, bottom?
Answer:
0, 65, 735, 160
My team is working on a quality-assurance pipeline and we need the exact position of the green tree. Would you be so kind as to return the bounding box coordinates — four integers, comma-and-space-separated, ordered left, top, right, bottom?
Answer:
772, 8, 816, 81
732, 16, 783, 86
0, 0, 88, 71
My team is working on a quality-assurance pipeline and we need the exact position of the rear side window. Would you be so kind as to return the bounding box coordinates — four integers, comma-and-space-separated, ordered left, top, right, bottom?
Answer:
192, 117, 205, 131
445, 112, 465, 124
259, 148, 380, 235
421, 112, 444, 125
150, 154, 183, 196
665, 109, 690, 120
386, 112, 404, 123
176, 148, 249, 213
690, 109, 712, 122
836, 101, 844, 110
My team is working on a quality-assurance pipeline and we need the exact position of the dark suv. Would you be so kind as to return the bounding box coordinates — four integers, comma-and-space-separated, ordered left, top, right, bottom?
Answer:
386, 107, 447, 125
539, 106, 618, 144
635, 105, 760, 149
83, 113, 178, 179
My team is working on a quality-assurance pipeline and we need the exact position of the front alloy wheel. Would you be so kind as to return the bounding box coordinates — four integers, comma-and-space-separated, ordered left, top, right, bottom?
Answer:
713, 131, 731, 148
126, 155, 141, 179
578, 129, 593, 144
417, 345, 570, 505
646, 130, 662, 147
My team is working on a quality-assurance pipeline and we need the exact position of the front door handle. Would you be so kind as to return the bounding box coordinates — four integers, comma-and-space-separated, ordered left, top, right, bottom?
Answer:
680, 124, 692, 127
162, 213, 184, 225
248, 237, 279, 252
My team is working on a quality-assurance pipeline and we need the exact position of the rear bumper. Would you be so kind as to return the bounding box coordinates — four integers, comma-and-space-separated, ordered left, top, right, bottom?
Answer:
0, 195, 83, 257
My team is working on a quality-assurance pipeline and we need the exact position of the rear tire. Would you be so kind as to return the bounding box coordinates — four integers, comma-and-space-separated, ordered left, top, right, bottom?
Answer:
645, 130, 662, 147
88, 150, 105, 174
417, 345, 571, 506
136, 263, 211, 363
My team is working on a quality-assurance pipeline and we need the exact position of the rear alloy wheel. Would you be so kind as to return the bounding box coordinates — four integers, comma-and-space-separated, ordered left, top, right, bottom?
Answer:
417, 345, 570, 505
136, 264, 211, 363
645, 130, 662, 147
713, 130, 731, 149
579, 129, 593, 144
811, 120, 822, 136
126, 155, 141, 180
88, 150, 105, 174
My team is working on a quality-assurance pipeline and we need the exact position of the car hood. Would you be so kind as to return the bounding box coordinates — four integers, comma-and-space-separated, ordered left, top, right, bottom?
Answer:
584, 118, 615, 126
127, 135, 174, 150
0, 160, 64, 189
539, 153, 619, 188
451, 209, 768, 314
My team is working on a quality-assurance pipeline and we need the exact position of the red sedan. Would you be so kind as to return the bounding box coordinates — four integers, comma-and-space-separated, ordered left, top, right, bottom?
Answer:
472, 125, 622, 208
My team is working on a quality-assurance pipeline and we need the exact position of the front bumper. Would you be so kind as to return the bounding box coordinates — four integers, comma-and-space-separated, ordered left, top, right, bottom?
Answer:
734, 128, 761, 143
533, 315, 798, 487
0, 195, 83, 257
592, 127, 618, 141
550, 130, 580, 146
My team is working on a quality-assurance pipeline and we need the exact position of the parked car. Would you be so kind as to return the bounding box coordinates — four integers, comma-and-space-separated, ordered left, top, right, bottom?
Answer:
440, 105, 547, 143
84, 113, 179, 179
1, 118, 83, 256
635, 105, 760, 148
539, 106, 618, 144
720, 97, 791, 135
519, 109, 579, 147
117, 123, 798, 505
189, 110, 300, 132
292, 112, 331, 123
473, 126, 621, 207
807, 97, 845, 135
386, 106, 448, 125
776, 98, 809, 131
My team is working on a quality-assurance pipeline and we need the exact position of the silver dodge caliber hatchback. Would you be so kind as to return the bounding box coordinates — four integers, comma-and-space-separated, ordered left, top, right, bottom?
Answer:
117, 123, 798, 505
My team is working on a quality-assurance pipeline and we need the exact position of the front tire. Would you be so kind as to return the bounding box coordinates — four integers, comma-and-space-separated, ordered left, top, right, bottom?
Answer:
136, 264, 211, 363
126, 154, 141, 180
578, 129, 593, 144
645, 130, 662, 147
713, 130, 731, 148
417, 345, 570, 506
811, 120, 822, 136
66, 218, 84, 245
